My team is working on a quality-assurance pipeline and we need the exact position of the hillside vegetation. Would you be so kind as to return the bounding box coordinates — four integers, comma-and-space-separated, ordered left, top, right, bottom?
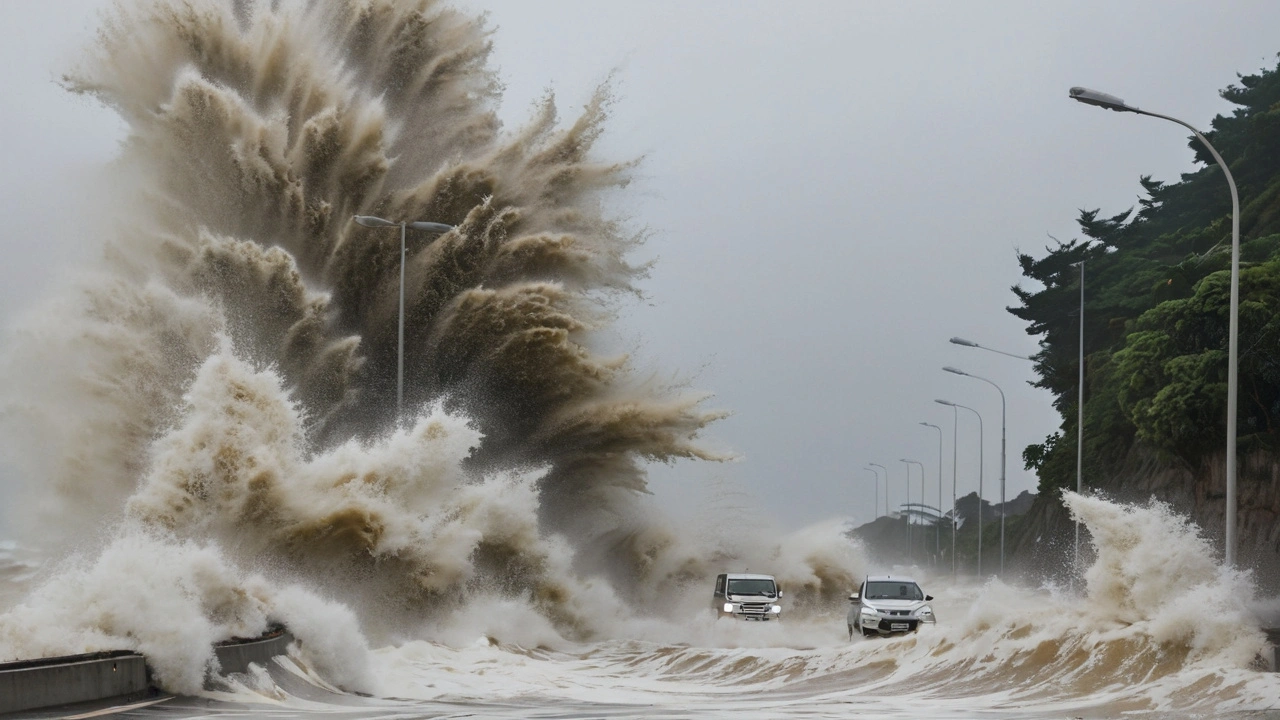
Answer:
1010, 57, 1280, 580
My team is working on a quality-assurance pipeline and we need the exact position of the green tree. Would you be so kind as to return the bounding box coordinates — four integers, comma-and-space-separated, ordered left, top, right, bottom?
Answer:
1013, 56, 1280, 498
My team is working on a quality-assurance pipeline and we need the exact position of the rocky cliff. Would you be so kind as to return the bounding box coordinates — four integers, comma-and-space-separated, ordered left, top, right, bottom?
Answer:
1008, 449, 1280, 592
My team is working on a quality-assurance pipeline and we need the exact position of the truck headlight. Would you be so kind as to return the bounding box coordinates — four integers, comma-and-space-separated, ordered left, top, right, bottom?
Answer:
723, 603, 734, 613
770, 605, 782, 614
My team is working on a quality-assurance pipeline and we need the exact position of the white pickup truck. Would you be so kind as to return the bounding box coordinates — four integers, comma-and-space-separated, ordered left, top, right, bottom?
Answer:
712, 572, 783, 621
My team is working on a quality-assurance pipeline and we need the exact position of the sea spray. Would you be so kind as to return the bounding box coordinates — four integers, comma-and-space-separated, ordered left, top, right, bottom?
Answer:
0, 1, 1272, 714
0, 0, 869, 694
126, 348, 634, 639
3, 0, 724, 551
1065, 491, 1264, 665
563, 494, 1274, 716
0, 277, 223, 549
772, 520, 868, 609
0, 527, 374, 695
806, 492, 1272, 710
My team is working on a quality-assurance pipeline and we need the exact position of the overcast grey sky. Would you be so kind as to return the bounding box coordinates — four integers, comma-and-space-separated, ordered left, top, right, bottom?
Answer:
4, 1, 1280, 532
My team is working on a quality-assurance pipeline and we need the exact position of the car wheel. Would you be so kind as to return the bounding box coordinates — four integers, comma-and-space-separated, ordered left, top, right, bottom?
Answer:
860, 627, 872, 638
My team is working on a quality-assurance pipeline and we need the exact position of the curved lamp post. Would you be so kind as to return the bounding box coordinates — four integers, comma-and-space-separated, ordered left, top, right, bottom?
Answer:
1074, 260, 1085, 589
949, 337, 1034, 361
937, 398, 984, 576
352, 215, 454, 419
901, 458, 923, 560
936, 403, 960, 577
869, 463, 889, 519
1069, 86, 1240, 566
863, 467, 880, 521
920, 422, 943, 561
944, 367, 1006, 577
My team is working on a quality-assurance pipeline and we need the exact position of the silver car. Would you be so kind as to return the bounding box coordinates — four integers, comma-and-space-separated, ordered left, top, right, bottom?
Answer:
847, 575, 935, 638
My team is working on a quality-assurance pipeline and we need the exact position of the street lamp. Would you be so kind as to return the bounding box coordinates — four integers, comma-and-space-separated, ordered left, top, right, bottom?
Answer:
869, 463, 889, 518
865, 466, 885, 515
949, 337, 1034, 361
937, 399, 984, 576
936, 402, 959, 577
352, 215, 454, 419
1074, 260, 1085, 590
901, 458, 924, 560
920, 422, 943, 561
1069, 86, 1240, 566
944, 366, 1006, 577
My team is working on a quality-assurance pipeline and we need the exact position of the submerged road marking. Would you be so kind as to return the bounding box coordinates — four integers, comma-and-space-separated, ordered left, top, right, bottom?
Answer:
58, 695, 174, 719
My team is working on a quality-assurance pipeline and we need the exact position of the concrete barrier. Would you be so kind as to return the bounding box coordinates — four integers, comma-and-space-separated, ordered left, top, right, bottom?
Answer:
0, 651, 151, 716
1264, 629, 1280, 672
0, 625, 293, 716
212, 625, 293, 678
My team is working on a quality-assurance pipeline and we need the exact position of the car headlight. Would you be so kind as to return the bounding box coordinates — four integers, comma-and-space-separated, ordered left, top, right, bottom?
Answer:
723, 603, 734, 613
915, 605, 934, 618
860, 606, 877, 617
770, 605, 782, 614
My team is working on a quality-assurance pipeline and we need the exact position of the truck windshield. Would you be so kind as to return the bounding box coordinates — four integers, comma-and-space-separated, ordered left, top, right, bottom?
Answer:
726, 578, 776, 596
864, 581, 923, 601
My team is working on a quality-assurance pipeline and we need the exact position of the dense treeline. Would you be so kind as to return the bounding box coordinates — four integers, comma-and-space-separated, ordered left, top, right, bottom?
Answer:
1014, 57, 1280, 500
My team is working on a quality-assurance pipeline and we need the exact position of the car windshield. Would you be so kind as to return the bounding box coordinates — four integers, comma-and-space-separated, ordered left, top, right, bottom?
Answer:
726, 578, 776, 596
864, 581, 923, 601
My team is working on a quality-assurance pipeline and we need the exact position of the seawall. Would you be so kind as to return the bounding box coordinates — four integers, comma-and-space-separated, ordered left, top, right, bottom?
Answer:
0, 626, 292, 716
0, 651, 149, 715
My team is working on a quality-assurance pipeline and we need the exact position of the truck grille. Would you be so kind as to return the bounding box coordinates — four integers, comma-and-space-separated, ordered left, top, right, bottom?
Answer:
736, 602, 773, 619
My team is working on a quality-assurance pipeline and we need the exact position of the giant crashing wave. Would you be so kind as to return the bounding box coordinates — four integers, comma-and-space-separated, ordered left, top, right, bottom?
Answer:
0, 0, 864, 650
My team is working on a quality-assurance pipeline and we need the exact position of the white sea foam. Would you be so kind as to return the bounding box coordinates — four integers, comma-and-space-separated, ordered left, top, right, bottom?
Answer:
353, 492, 1279, 717
0, 0, 1276, 716
0, 528, 373, 695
